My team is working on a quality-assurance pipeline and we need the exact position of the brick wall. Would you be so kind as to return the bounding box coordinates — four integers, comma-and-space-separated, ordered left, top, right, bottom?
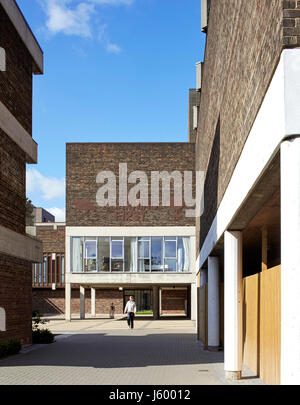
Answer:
161, 289, 187, 315
0, 4, 33, 135
196, 0, 285, 254
0, 254, 32, 344
36, 225, 65, 253
0, 130, 26, 235
67, 143, 195, 227
32, 288, 124, 315
283, 0, 300, 46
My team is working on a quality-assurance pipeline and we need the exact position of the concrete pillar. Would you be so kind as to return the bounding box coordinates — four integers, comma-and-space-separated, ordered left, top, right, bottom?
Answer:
281, 137, 300, 384
208, 256, 220, 349
80, 286, 85, 320
91, 287, 96, 318
65, 283, 71, 321
190, 282, 197, 322
200, 268, 207, 287
153, 286, 159, 320
159, 288, 162, 317
224, 231, 243, 380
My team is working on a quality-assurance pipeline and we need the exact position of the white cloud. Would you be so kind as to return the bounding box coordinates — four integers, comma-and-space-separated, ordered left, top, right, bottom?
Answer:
89, 0, 134, 5
26, 168, 65, 200
98, 24, 121, 53
45, 207, 66, 222
45, 0, 95, 38
40, 0, 128, 52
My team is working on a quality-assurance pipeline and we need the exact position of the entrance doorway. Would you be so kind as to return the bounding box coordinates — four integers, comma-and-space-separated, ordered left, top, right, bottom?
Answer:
124, 290, 153, 313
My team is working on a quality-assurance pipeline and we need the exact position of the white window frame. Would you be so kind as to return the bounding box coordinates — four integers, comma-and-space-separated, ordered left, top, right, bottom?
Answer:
163, 237, 178, 272
84, 239, 98, 272
110, 237, 124, 272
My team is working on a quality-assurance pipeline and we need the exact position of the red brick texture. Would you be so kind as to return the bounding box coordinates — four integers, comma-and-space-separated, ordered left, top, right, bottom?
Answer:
0, 253, 32, 344
0, 131, 26, 235
161, 289, 187, 315
196, 0, 285, 255
283, 0, 300, 46
32, 288, 124, 315
36, 226, 65, 253
66, 143, 195, 227
0, 4, 33, 135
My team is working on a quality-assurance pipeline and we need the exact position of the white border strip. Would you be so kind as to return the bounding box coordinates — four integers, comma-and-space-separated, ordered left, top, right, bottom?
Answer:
0, 100, 37, 163
197, 48, 300, 269
0, 0, 43, 74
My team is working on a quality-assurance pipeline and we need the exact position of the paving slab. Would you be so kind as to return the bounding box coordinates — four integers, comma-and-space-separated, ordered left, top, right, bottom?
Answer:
0, 317, 264, 385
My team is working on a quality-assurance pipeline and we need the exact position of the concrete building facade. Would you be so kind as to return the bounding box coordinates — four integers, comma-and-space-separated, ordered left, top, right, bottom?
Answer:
0, 0, 43, 344
196, 0, 300, 385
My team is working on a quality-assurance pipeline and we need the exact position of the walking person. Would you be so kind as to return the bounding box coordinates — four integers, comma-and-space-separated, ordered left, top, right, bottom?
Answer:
110, 302, 115, 319
124, 296, 136, 329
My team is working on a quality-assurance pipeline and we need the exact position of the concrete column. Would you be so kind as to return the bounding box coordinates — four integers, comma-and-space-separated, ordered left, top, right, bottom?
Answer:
281, 137, 300, 384
91, 287, 96, 318
200, 268, 207, 287
80, 286, 85, 320
153, 286, 159, 320
208, 256, 220, 349
224, 231, 243, 380
65, 282, 71, 321
190, 282, 197, 322
159, 288, 162, 317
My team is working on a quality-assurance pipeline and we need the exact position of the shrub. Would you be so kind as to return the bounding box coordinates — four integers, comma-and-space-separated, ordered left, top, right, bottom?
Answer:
0, 339, 21, 359
32, 328, 54, 344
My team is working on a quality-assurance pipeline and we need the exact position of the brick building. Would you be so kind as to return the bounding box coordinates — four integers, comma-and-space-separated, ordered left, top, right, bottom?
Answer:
65, 142, 197, 320
0, 0, 43, 344
196, 0, 300, 385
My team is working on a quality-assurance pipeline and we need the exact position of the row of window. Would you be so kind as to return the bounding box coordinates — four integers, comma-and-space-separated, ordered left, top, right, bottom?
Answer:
33, 255, 65, 285
71, 236, 191, 273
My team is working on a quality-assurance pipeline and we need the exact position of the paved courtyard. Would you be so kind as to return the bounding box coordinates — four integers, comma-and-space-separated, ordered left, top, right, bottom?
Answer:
0, 316, 264, 385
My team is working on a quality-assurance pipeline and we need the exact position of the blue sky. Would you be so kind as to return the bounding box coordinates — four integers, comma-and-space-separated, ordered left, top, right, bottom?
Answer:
18, 0, 206, 221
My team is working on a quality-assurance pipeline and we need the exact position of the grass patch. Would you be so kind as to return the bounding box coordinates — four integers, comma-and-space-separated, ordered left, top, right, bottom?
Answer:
136, 310, 153, 315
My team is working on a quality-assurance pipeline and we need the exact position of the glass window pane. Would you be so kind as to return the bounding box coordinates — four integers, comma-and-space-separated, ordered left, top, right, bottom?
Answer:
124, 237, 137, 272
111, 259, 123, 272
98, 237, 110, 272
85, 240, 97, 258
165, 240, 176, 258
61, 256, 65, 283
151, 237, 163, 271
138, 240, 149, 258
72, 237, 83, 272
111, 240, 123, 258
177, 237, 190, 272
138, 259, 150, 272
85, 259, 97, 272
164, 259, 177, 272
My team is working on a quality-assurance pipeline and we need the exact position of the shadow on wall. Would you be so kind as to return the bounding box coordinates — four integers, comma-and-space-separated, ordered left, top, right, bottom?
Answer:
0, 333, 224, 369
199, 116, 220, 254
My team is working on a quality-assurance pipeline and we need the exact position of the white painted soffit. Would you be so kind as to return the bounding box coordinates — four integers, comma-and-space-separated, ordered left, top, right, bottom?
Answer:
0, 0, 43, 74
0, 100, 37, 163
197, 48, 300, 270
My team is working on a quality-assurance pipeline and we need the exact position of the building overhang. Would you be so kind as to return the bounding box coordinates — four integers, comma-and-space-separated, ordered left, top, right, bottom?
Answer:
0, 0, 43, 74
197, 48, 300, 270
0, 101, 38, 163
66, 273, 195, 286
0, 225, 43, 263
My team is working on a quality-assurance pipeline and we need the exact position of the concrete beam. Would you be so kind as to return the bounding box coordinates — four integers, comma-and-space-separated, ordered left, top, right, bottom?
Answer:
0, 101, 38, 163
0, 0, 43, 74
0, 225, 42, 262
